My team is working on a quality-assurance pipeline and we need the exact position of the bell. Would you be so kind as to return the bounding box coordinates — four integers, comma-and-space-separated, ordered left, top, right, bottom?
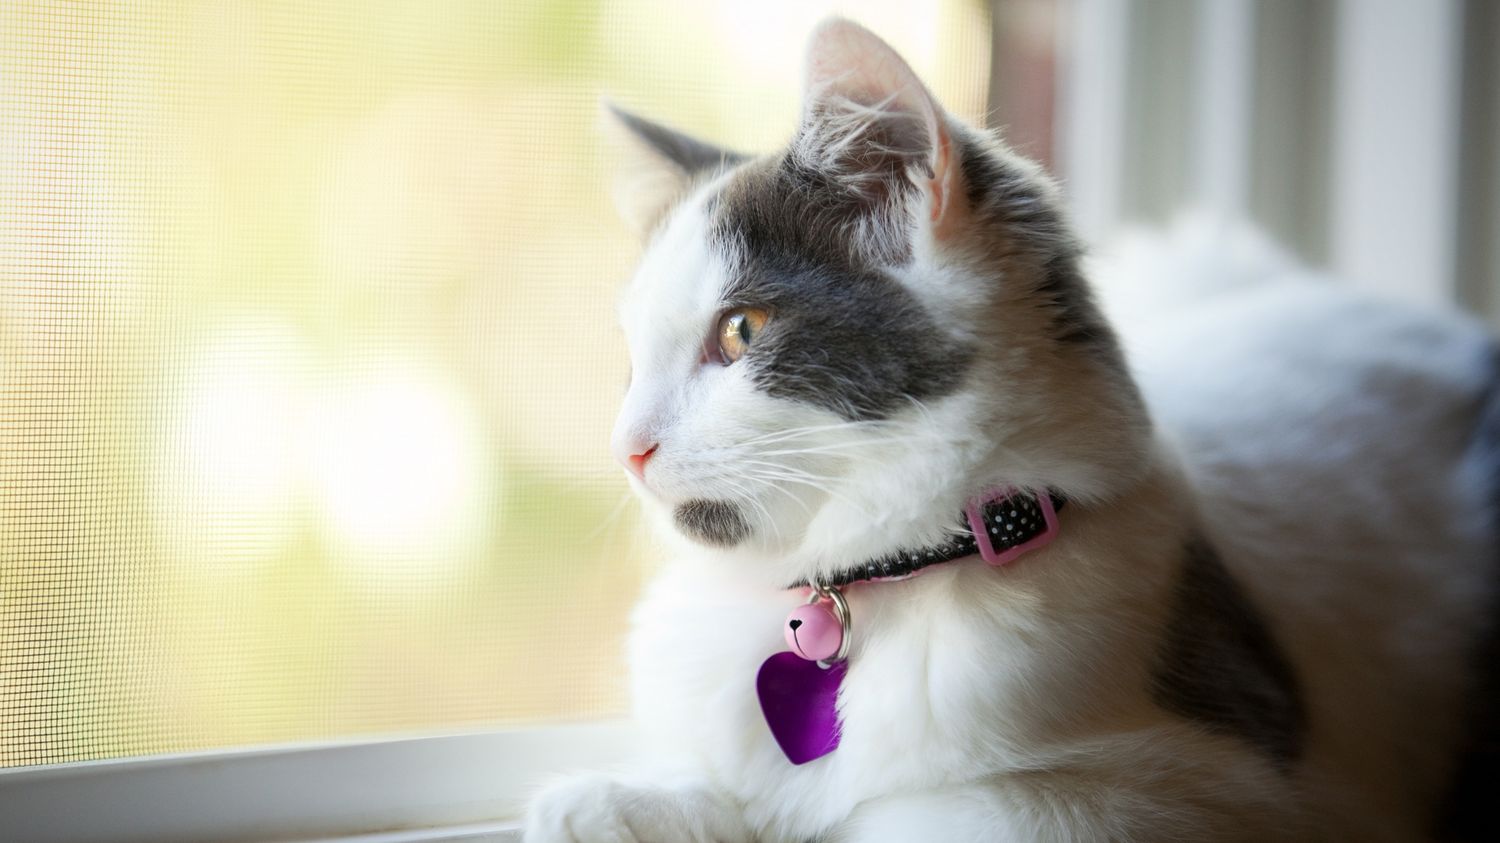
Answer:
783, 600, 843, 662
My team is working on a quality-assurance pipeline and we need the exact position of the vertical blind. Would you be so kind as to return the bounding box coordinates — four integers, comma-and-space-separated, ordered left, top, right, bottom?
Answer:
1051, 0, 1500, 316
0, 0, 991, 767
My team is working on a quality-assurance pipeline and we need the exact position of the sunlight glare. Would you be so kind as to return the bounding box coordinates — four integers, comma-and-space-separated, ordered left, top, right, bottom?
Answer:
312, 365, 490, 576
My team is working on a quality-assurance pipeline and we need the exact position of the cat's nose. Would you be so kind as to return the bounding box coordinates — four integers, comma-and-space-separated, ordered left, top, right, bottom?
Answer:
622, 443, 658, 479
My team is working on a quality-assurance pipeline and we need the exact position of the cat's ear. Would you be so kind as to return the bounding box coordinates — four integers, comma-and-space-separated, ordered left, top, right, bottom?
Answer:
795, 19, 962, 249
602, 102, 744, 238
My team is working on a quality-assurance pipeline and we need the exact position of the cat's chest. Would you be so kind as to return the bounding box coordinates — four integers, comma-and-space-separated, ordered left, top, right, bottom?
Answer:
626, 569, 811, 760
625, 564, 1040, 831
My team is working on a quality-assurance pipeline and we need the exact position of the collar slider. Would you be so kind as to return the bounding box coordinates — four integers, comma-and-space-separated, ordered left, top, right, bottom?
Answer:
965, 487, 1060, 565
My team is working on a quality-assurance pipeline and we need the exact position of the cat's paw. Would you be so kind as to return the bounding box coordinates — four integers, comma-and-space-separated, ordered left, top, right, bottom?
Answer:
523, 771, 752, 843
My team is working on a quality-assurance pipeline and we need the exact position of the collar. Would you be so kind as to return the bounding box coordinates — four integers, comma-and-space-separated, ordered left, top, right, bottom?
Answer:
790, 487, 1066, 589
759, 486, 1067, 763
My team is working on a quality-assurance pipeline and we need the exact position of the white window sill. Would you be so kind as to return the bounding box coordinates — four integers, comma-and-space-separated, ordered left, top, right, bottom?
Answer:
0, 720, 637, 843
305, 821, 520, 842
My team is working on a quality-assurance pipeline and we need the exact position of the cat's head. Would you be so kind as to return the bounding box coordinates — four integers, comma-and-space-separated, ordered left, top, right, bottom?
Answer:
607, 20, 1149, 584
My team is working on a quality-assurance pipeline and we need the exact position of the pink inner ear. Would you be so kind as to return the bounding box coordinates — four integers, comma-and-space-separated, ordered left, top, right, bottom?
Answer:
930, 131, 952, 223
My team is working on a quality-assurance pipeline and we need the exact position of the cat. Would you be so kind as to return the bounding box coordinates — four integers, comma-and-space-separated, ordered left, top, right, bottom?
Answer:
524, 18, 1498, 843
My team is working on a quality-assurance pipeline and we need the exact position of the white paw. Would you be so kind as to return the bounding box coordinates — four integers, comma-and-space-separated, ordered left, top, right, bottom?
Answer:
523, 772, 752, 843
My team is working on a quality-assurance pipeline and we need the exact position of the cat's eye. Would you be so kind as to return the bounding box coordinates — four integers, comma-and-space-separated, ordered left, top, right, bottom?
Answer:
716, 307, 770, 364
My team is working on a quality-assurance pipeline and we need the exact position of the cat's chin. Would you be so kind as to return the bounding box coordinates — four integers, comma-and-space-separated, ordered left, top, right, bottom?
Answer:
672, 499, 752, 548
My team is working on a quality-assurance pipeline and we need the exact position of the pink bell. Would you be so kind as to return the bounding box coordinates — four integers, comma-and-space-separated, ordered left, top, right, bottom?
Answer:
784, 601, 843, 662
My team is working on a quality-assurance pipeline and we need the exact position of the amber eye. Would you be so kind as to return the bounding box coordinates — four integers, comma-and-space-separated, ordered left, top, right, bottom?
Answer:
716, 307, 770, 364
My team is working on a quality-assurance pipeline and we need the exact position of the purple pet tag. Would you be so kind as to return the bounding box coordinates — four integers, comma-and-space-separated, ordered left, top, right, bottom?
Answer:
757, 586, 850, 764
756, 651, 846, 764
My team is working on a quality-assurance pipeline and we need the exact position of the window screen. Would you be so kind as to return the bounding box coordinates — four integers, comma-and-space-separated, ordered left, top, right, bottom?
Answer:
0, 0, 991, 767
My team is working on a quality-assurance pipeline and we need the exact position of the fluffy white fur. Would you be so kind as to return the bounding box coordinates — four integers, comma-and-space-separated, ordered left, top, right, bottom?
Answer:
526, 21, 1495, 842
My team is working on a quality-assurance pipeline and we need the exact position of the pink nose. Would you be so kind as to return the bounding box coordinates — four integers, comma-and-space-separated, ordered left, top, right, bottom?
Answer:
624, 444, 658, 479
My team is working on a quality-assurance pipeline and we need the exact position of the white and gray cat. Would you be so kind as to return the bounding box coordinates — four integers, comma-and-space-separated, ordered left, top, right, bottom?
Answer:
525, 19, 1498, 842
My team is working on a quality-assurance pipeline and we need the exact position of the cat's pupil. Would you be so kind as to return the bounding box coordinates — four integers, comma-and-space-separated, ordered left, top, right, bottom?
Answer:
737, 316, 753, 345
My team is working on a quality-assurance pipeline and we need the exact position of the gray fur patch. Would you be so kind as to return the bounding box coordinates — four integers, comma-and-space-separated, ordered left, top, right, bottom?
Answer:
791, 100, 931, 263
708, 156, 973, 421
1152, 535, 1306, 768
673, 499, 750, 547
1035, 254, 1111, 348
697, 120, 1139, 422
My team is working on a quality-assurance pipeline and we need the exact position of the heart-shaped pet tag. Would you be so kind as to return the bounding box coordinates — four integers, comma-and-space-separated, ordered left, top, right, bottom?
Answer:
756, 651, 845, 764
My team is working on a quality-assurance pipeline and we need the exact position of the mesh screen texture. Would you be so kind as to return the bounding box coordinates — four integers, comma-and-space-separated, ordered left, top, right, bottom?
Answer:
0, 0, 991, 768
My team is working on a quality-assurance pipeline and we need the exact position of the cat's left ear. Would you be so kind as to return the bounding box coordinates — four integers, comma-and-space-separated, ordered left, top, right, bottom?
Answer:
796, 19, 963, 254
602, 102, 745, 239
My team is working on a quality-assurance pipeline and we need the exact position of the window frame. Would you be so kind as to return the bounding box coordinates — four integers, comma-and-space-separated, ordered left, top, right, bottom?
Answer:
0, 6, 1017, 841
0, 719, 638, 843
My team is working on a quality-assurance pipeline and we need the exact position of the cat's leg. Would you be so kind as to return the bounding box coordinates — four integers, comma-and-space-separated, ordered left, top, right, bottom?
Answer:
523, 769, 752, 843
828, 780, 1294, 843
827, 741, 1305, 843
823, 784, 1030, 843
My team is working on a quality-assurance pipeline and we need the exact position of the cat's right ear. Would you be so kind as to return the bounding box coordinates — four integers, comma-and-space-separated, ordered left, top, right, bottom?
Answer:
601, 102, 744, 238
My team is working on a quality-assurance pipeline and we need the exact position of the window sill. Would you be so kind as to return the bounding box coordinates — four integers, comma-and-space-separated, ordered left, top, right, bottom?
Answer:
306, 820, 521, 842
0, 720, 637, 843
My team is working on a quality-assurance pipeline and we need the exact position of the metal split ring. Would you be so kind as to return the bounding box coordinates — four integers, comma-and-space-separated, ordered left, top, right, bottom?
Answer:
807, 578, 852, 663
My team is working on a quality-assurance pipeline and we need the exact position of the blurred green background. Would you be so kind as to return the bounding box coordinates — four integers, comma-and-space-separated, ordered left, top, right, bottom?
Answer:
0, 0, 990, 767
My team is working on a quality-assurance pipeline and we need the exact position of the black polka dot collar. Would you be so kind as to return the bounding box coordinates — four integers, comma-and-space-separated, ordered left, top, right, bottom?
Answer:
789, 487, 1066, 589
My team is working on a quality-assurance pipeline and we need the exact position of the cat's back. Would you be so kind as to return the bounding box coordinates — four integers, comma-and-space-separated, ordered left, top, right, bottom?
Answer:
1094, 220, 1494, 563
1096, 220, 1499, 839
